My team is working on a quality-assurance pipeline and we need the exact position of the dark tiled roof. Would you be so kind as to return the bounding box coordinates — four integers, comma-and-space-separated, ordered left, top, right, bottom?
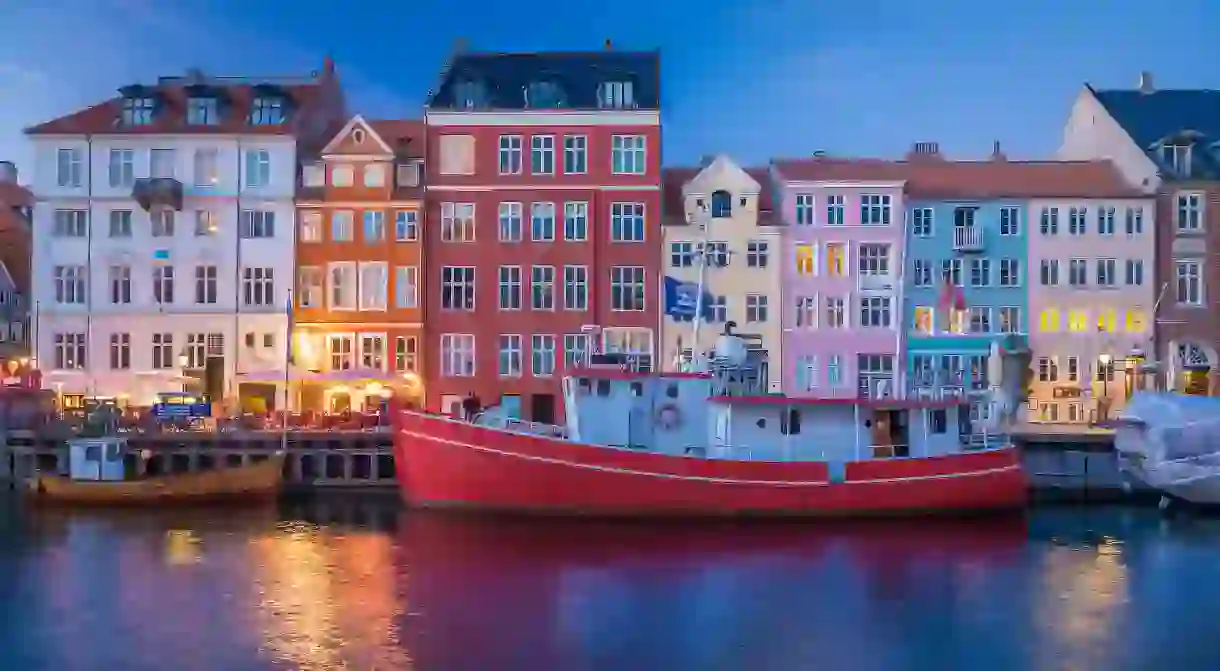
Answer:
661, 166, 778, 226
367, 119, 425, 159
1091, 88, 1220, 180
772, 157, 1144, 200
427, 51, 660, 111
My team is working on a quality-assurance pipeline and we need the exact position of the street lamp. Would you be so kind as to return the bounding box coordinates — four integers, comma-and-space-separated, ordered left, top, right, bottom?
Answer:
1098, 353, 1113, 421
177, 352, 190, 393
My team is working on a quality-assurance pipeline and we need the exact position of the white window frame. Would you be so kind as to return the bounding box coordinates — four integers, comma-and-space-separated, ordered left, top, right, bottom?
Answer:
531, 334, 556, 377
563, 201, 588, 241
499, 334, 523, 377
531, 265, 556, 310
499, 266, 522, 310
395, 265, 418, 309
328, 261, 357, 311
530, 135, 555, 175
1175, 259, 1204, 306
440, 333, 476, 377
611, 135, 646, 175
611, 202, 645, 242
610, 266, 646, 311
530, 202, 556, 242
441, 202, 476, 242
358, 261, 388, 311
563, 265, 588, 311
498, 135, 523, 175
563, 135, 587, 174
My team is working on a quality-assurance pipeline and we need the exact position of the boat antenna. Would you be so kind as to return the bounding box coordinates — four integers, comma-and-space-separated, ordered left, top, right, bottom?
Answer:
688, 203, 713, 372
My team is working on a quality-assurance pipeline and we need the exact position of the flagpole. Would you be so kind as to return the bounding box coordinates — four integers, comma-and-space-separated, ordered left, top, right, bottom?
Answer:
282, 288, 292, 453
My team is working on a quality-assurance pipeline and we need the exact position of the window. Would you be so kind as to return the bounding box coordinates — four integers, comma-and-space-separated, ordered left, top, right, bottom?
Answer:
669, 242, 693, 268
794, 245, 814, 275
394, 210, 419, 241
441, 266, 476, 310
1125, 259, 1144, 286
150, 333, 173, 369
532, 334, 556, 376
395, 266, 418, 309
331, 165, 354, 187
611, 135, 646, 174
1039, 207, 1059, 235
563, 266, 587, 310
914, 306, 934, 334
56, 148, 83, 187
563, 202, 588, 241
912, 260, 933, 287
441, 334, 476, 376
121, 96, 154, 125
498, 135, 523, 175
795, 296, 817, 328
1096, 258, 1116, 287
329, 210, 354, 241
360, 334, 386, 369
706, 242, 729, 267
329, 263, 357, 310
298, 266, 323, 308
1125, 207, 1144, 236
1068, 259, 1088, 287
611, 266, 646, 311
531, 266, 555, 310
711, 190, 733, 218
530, 202, 556, 241
53, 209, 86, 237
911, 208, 933, 236
1039, 309, 1060, 332
186, 97, 218, 125
250, 97, 284, 125
1164, 144, 1192, 174
108, 149, 134, 188
301, 163, 325, 188
941, 259, 963, 286
363, 164, 385, 188
746, 294, 768, 323
1067, 357, 1080, 382
441, 203, 475, 242
826, 355, 843, 386
859, 296, 891, 328
109, 333, 131, 370
1039, 260, 1059, 286
1069, 310, 1089, 332
968, 307, 991, 334
245, 150, 271, 188
559, 135, 589, 174
1097, 207, 1115, 235
860, 195, 892, 226
499, 202, 523, 242
825, 243, 847, 277
109, 265, 131, 304
1068, 207, 1087, 235
54, 332, 86, 369
193, 148, 219, 186
707, 295, 727, 323
1176, 260, 1203, 305
194, 265, 217, 304
611, 202, 645, 242
1177, 193, 1204, 232
525, 81, 565, 108
239, 210, 274, 239
824, 297, 846, 328
1126, 311, 1147, 333
298, 211, 322, 242
1097, 310, 1118, 333
499, 266, 522, 310
54, 265, 86, 304
825, 195, 844, 226
530, 135, 555, 174
242, 267, 274, 307
151, 210, 174, 237
999, 258, 1020, 287
746, 241, 769, 268
358, 262, 388, 310
969, 258, 991, 287
328, 335, 354, 370
498, 334, 523, 376
795, 194, 814, 225
361, 211, 386, 243
999, 207, 1020, 236
1037, 357, 1059, 383
564, 334, 590, 369
858, 244, 890, 275
109, 210, 132, 238
195, 210, 218, 236
599, 81, 634, 108
394, 336, 418, 373
145, 148, 175, 180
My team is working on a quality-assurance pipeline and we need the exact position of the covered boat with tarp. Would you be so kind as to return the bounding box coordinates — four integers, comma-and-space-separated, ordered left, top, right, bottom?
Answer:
1112, 391, 1220, 505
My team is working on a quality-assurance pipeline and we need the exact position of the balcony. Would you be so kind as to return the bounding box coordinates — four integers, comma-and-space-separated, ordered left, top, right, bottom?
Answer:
132, 177, 184, 212
857, 273, 898, 293
952, 225, 984, 252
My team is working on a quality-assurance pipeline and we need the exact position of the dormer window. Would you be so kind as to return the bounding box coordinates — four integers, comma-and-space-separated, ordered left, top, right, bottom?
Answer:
524, 80, 565, 109
187, 97, 219, 125
1162, 144, 1192, 175
250, 97, 285, 125
711, 190, 733, 218
453, 80, 487, 109
599, 81, 634, 109
121, 96, 155, 126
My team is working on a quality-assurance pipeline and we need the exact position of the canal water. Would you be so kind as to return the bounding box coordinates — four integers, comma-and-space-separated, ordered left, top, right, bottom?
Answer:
1, 498, 1219, 671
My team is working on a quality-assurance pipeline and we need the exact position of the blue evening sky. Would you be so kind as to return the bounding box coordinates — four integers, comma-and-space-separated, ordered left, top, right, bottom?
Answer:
2, 0, 1218, 177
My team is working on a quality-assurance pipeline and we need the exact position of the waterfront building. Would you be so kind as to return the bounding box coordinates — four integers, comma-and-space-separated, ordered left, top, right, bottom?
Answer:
771, 158, 907, 398
0, 162, 32, 360
293, 116, 425, 413
1058, 72, 1220, 394
659, 157, 781, 388
25, 62, 345, 407
422, 47, 662, 422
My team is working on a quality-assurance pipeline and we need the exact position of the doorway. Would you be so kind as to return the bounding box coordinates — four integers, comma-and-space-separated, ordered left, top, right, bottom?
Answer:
870, 410, 909, 457
530, 393, 556, 425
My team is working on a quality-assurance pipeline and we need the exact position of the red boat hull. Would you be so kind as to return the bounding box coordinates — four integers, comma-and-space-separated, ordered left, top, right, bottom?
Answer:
394, 411, 1028, 517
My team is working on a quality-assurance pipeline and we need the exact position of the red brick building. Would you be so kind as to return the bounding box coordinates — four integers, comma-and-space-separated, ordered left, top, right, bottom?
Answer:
423, 48, 662, 422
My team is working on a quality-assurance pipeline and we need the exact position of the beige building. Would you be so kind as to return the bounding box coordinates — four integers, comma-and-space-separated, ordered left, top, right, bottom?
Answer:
660, 157, 781, 389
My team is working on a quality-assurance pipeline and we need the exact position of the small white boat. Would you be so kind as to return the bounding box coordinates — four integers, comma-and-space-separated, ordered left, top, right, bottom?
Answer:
1112, 392, 1220, 506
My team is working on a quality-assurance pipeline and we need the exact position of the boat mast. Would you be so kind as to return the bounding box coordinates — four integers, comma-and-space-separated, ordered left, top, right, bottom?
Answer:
689, 204, 711, 372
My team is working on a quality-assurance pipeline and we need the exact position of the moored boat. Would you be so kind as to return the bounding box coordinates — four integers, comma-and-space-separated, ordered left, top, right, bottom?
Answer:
395, 327, 1030, 518
26, 437, 285, 506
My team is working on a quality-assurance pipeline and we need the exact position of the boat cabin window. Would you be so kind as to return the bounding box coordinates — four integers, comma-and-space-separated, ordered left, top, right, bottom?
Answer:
577, 378, 591, 393
84, 444, 101, 461
781, 408, 801, 435
665, 383, 679, 399
596, 380, 611, 396
930, 409, 947, 433
630, 382, 643, 397
756, 418, 766, 429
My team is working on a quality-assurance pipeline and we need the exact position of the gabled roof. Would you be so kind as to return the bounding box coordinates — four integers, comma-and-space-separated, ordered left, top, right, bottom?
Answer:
772, 157, 1143, 200
427, 50, 660, 111
661, 165, 777, 226
1090, 87, 1220, 180
321, 114, 396, 155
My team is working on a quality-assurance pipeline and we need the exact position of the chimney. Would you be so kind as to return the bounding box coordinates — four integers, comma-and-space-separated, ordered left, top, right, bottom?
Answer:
0, 161, 16, 184
604, 39, 613, 51
991, 140, 1007, 161
322, 56, 335, 77
906, 141, 941, 161
1138, 71, 1154, 94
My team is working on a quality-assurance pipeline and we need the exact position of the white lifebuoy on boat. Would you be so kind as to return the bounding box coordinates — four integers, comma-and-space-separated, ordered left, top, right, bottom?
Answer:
655, 403, 682, 430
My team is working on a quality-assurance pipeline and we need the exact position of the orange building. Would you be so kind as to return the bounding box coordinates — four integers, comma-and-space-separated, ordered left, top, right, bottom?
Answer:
293, 116, 425, 412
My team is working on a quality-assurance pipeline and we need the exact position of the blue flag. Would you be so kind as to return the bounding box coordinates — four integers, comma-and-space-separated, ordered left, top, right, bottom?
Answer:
663, 276, 713, 321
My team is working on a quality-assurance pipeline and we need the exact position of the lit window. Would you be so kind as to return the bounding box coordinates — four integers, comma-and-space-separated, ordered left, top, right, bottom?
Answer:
1039, 309, 1060, 332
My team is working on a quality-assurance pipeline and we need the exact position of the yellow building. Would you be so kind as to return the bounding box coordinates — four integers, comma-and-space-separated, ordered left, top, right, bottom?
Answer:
660, 156, 782, 390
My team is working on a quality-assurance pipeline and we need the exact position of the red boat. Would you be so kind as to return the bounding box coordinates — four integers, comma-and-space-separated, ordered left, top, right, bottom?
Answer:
394, 331, 1028, 517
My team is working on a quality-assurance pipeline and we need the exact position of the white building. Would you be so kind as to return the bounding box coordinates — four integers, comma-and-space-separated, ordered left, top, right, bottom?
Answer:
25, 64, 345, 407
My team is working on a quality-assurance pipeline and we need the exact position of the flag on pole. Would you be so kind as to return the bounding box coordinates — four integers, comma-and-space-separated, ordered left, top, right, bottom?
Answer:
285, 291, 295, 366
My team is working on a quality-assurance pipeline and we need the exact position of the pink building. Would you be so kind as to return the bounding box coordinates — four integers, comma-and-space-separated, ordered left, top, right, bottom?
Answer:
771, 159, 909, 398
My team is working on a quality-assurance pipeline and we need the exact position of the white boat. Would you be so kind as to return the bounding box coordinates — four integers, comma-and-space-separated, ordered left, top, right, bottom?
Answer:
1112, 392, 1220, 506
